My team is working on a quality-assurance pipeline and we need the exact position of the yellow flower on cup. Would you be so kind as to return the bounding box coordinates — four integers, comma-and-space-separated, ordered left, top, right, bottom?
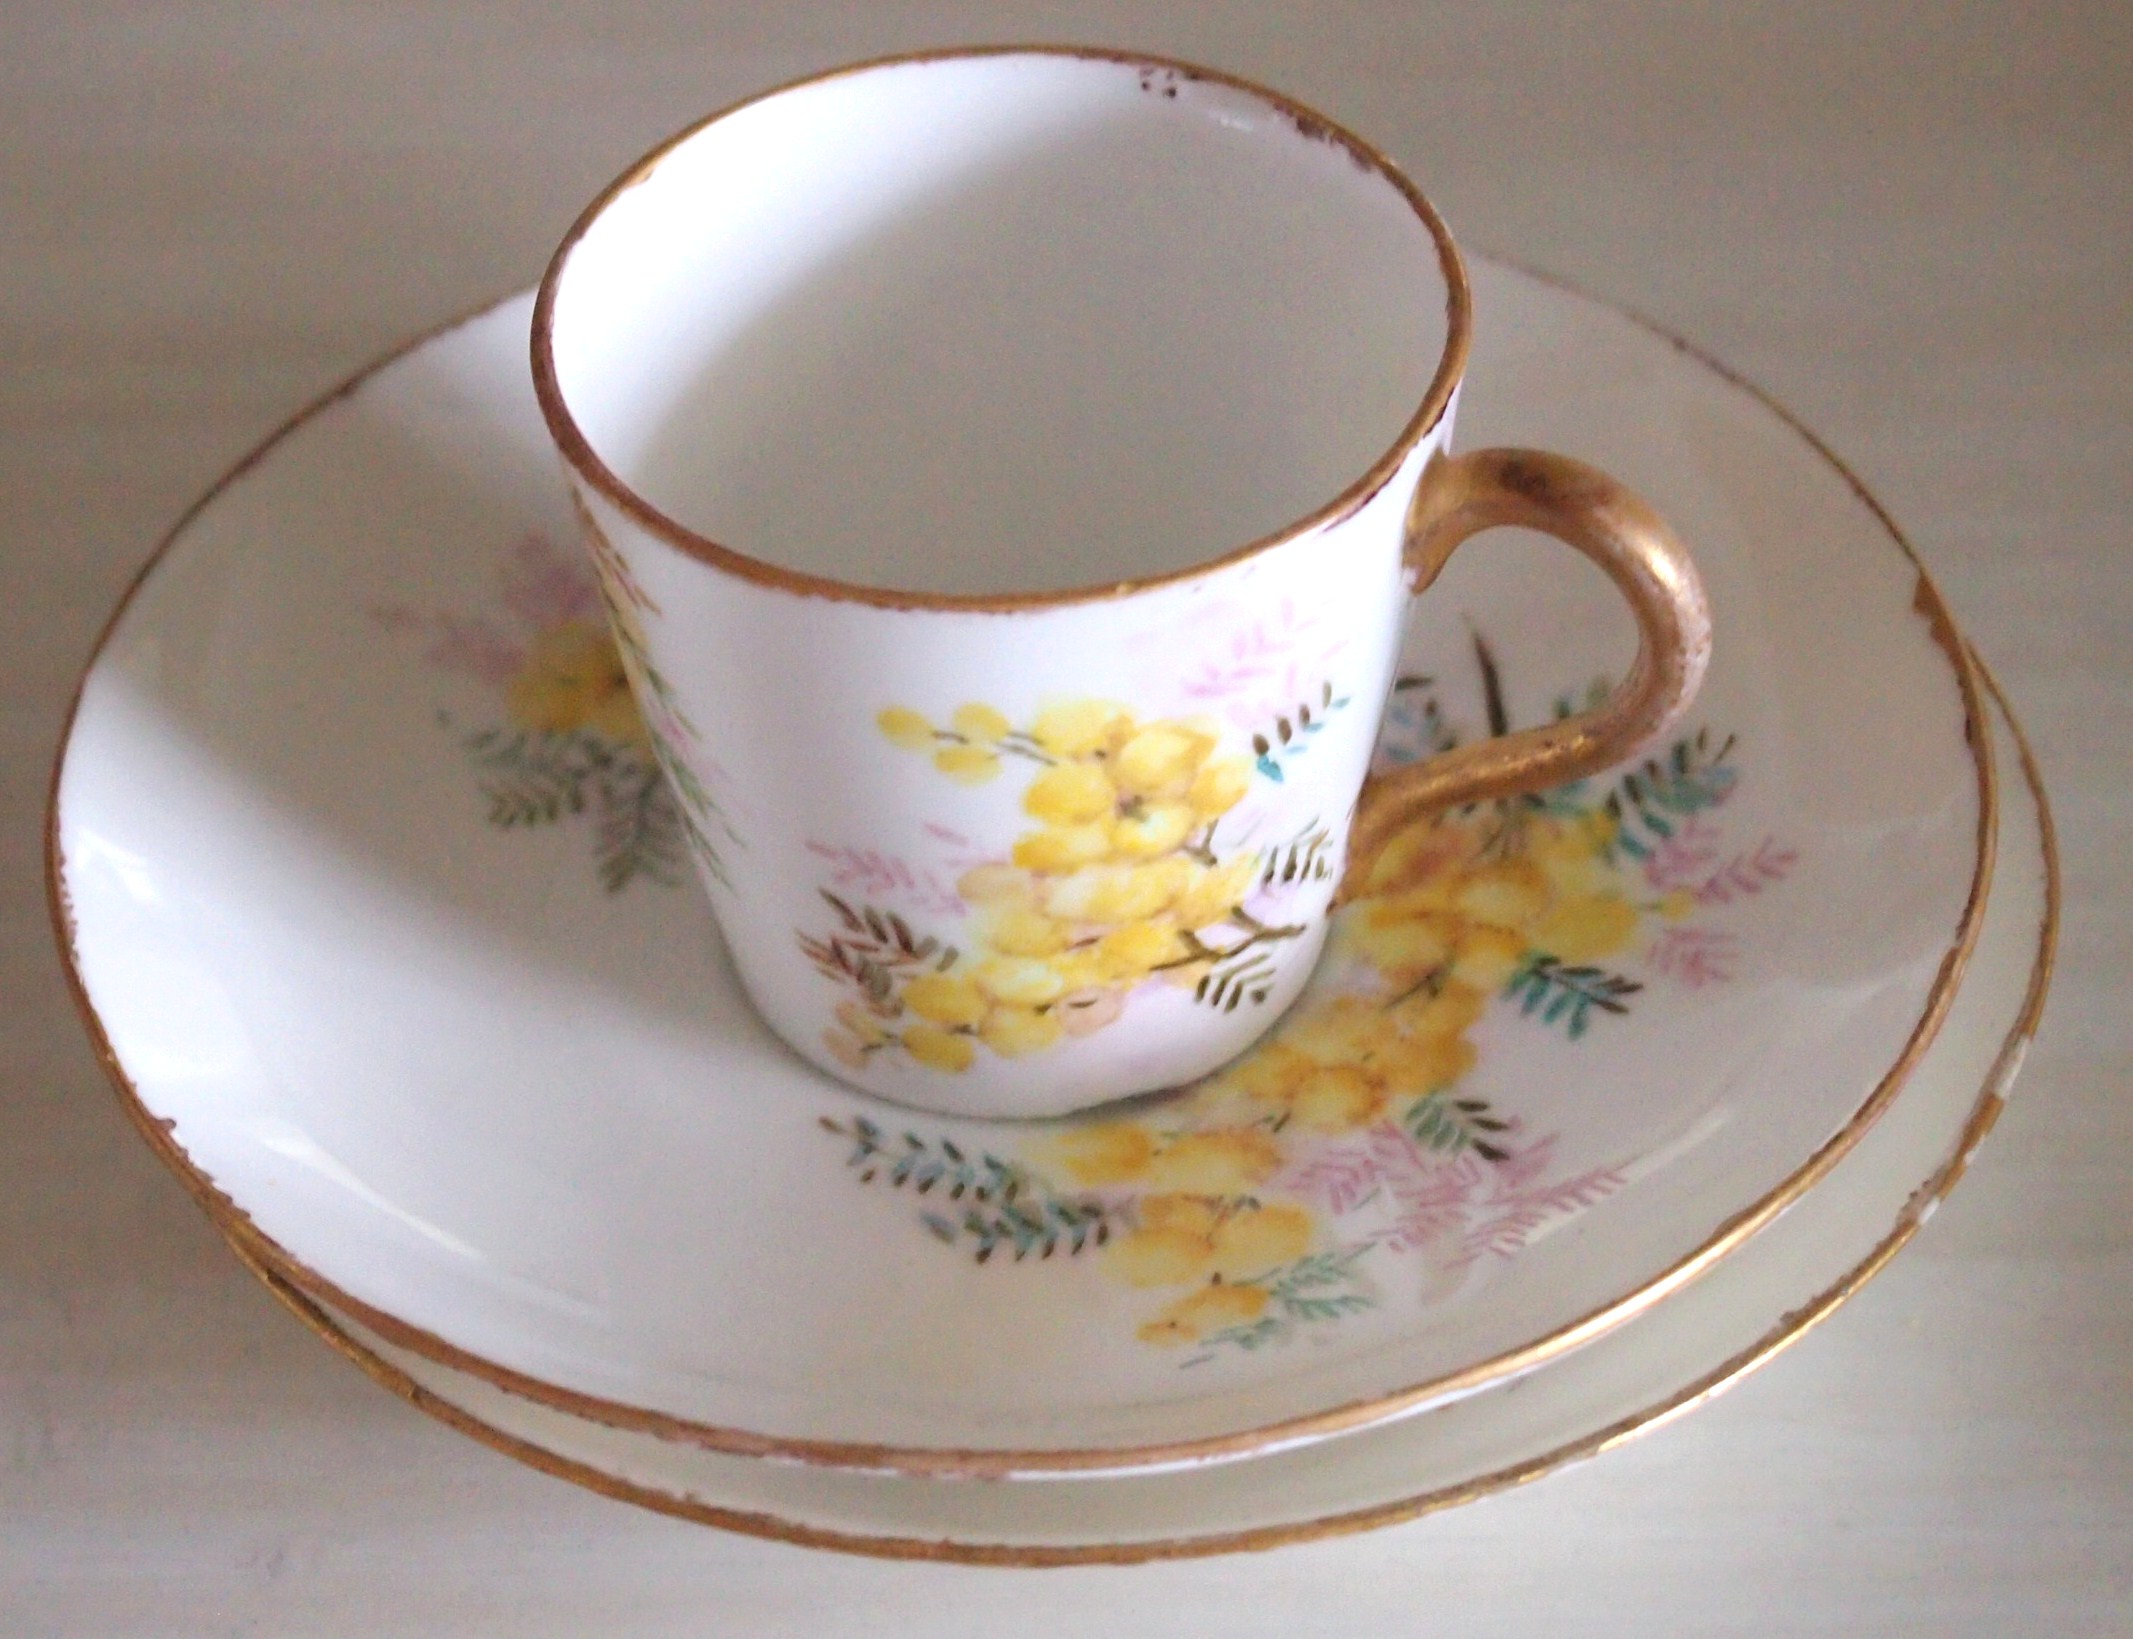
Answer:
824, 696, 1287, 1076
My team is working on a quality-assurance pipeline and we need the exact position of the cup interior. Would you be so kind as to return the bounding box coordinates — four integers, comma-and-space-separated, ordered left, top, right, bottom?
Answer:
541, 53, 1454, 598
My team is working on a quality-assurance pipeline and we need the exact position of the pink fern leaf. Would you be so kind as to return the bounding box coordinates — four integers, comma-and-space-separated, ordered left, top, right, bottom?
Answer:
1642, 815, 1724, 891
1459, 1162, 1627, 1262
1278, 1141, 1388, 1218
805, 843, 965, 917
1647, 925, 1742, 988
1364, 1124, 1492, 1254
1696, 835, 1799, 905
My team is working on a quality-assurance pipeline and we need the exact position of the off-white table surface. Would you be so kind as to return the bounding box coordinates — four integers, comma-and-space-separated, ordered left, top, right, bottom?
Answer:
5, 4, 2127, 1632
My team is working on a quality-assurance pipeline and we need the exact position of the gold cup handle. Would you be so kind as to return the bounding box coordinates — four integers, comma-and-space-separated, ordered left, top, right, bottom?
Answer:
1343, 447, 1713, 896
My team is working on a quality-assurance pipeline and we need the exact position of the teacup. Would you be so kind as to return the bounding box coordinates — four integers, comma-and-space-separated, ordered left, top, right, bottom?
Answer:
531, 47, 1710, 1120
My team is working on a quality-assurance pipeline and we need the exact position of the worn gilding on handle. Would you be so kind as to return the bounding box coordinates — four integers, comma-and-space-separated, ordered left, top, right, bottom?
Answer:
1343, 447, 1713, 896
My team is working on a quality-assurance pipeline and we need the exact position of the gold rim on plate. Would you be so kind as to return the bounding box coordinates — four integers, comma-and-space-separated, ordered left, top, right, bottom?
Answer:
45, 261, 1999, 1480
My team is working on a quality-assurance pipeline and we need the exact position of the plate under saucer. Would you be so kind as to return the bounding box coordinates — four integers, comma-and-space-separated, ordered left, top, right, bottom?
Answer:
269, 666, 2054, 1561
50, 259, 1991, 1478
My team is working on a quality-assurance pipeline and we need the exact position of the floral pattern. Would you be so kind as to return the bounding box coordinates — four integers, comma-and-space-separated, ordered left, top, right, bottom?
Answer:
824, 634, 1798, 1362
371, 534, 685, 892
572, 502, 741, 890
801, 697, 1336, 1074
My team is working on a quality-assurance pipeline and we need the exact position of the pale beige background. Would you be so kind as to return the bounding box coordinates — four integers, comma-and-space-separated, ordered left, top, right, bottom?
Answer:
5, 3, 2129, 1633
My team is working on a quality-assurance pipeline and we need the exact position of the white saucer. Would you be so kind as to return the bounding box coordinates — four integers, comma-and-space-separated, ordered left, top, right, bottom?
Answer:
270, 665, 2051, 1561
50, 259, 1991, 1478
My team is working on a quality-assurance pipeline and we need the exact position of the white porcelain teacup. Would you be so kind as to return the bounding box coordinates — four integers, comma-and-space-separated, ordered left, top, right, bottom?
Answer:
532, 48, 1711, 1119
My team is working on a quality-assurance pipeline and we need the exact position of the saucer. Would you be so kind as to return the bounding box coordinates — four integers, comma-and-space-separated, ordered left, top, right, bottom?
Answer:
262, 664, 2053, 1561
50, 258, 1991, 1478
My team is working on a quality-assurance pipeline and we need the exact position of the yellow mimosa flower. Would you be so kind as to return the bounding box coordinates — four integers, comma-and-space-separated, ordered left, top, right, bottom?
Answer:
507, 622, 640, 741
1113, 724, 1212, 798
1454, 860, 1552, 932
1108, 802, 1195, 858
1013, 824, 1112, 873
1187, 756, 1253, 820
1023, 762, 1117, 825
950, 702, 1012, 745
1172, 855, 1258, 931
970, 955, 1067, 1008
876, 705, 935, 750
956, 863, 1036, 906
933, 743, 1001, 784
1110, 1227, 1216, 1288
1207, 1203, 1313, 1278
1095, 919, 1189, 981
1286, 1065, 1390, 1133
979, 1005, 1064, 1057
1143, 1129, 1282, 1194
1534, 893, 1640, 961
985, 907, 1068, 957
1137, 1280, 1270, 1344
1449, 923, 1528, 991
902, 1022, 975, 1072
1051, 1122, 1156, 1185
901, 973, 989, 1030
1031, 699, 1133, 760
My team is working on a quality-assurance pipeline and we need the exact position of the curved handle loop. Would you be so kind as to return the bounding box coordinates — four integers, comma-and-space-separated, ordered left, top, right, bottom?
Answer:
1343, 447, 1712, 898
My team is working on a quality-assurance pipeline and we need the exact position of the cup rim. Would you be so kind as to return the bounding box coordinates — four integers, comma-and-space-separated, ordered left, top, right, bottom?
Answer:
529, 44, 1474, 613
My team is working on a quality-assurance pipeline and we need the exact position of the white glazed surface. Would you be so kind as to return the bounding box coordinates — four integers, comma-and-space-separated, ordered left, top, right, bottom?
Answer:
542, 54, 1459, 1115
306, 676, 2048, 1554
52, 262, 1987, 1472
546, 54, 1444, 592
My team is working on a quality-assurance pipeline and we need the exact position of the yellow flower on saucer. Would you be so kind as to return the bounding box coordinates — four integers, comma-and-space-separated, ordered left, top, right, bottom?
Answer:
1142, 1129, 1281, 1194
1108, 1225, 1214, 1287
1449, 923, 1528, 991
1454, 860, 1551, 932
1284, 1065, 1389, 1133
1137, 1280, 1270, 1345
1533, 893, 1639, 961
1051, 1122, 1157, 1186
507, 622, 645, 744
1207, 1202, 1313, 1279
1108, 1199, 1312, 1290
